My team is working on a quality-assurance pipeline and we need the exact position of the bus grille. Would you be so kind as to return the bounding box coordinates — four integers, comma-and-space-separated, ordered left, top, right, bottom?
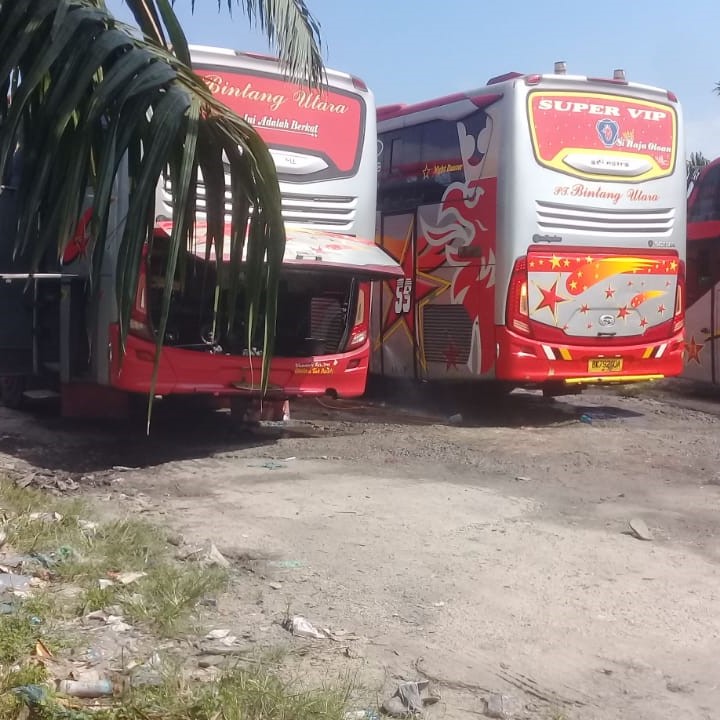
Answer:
159, 177, 358, 231
535, 201, 675, 235
422, 304, 472, 364
310, 296, 346, 354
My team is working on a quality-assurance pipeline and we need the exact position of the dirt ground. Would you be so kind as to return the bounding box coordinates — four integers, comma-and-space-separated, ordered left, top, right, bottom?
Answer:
1, 379, 719, 720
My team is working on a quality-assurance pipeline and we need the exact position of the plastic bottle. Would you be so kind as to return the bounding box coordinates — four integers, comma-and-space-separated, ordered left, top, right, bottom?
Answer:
57, 679, 113, 698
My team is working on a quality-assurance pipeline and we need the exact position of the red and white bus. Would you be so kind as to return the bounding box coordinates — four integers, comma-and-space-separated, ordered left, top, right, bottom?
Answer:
0, 46, 400, 418
683, 156, 720, 384
372, 64, 686, 394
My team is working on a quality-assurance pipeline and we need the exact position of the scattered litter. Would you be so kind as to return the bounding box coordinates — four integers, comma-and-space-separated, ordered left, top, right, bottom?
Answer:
0, 601, 14, 614
206, 629, 231, 640
0, 572, 32, 592
28, 511, 63, 523
283, 615, 333, 640
34, 640, 53, 659
432, 601, 445, 608
249, 461, 287, 470
13, 684, 50, 705
0, 554, 25, 570
628, 517, 653, 541
204, 543, 230, 568
55, 477, 79, 492
78, 520, 99, 534
197, 654, 227, 669
283, 456, 297, 462
128, 652, 164, 687
98, 579, 115, 590
382, 681, 439, 717
86, 610, 133, 633
447, 413, 463, 425
579, 414, 593, 424
107, 615, 132, 632
58, 678, 113, 698
484, 693, 520, 719
268, 559, 303, 569
269, 582, 283, 590
345, 711, 380, 720
112, 571, 147, 585
111, 466, 135, 472
514, 476, 530, 482
203, 629, 238, 646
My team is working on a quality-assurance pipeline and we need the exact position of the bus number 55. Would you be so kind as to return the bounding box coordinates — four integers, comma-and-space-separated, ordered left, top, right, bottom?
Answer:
394, 277, 413, 314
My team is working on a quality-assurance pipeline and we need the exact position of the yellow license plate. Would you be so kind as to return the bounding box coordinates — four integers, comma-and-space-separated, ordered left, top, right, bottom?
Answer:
588, 358, 623, 373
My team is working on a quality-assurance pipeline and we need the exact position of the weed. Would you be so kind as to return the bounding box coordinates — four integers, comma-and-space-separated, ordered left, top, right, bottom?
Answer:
120, 668, 351, 720
123, 564, 228, 636
75, 584, 120, 616
1, 482, 168, 586
0, 610, 41, 666
0, 482, 85, 519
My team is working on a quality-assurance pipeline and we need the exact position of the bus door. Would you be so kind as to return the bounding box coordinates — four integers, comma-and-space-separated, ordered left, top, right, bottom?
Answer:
374, 211, 419, 380
684, 237, 720, 384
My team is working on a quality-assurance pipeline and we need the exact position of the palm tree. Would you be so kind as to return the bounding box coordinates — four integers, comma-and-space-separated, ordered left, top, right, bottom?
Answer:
687, 150, 710, 189
0, 0, 324, 419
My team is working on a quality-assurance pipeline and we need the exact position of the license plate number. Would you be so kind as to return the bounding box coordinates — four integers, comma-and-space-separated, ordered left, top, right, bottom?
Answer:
588, 358, 623, 373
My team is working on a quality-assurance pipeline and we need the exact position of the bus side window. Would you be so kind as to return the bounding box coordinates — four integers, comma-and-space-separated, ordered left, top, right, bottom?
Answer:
390, 126, 423, 179
388, 137, 402, 177
687, 243, 712, 306
690, 166, 720, 222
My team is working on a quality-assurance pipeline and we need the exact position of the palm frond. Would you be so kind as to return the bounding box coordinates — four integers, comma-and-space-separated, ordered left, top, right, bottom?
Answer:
200, 0, 324, 86
0, 0, 320, 424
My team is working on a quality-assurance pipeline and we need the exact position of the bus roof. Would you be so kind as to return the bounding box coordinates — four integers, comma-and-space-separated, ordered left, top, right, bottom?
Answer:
377, 67, 677, 124
188, 44, 370, 95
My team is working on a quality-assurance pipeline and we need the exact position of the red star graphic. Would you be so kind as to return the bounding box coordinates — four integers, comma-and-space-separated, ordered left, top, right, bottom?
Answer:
605, 285, 615, 299
657, 304, 666, 316
444, 340, 461, 370
380, 221, 447, 346
685, 336, 704, 364
580, 304, 590, 315
535, 279, 567, 321
617, 306, 630, 320
639, 317, 648, 328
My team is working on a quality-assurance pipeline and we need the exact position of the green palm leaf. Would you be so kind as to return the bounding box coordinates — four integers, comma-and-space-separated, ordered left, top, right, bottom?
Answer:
0, 0, 324, 429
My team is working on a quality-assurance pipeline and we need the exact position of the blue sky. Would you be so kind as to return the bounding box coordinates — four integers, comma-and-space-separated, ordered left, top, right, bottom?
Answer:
108, 0, 720, 160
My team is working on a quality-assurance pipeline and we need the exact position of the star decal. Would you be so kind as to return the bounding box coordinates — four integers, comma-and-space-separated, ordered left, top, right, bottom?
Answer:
685, 336, 703, 364
534, 278, 567, 322
378, 219, 449, 352
657, 303, 666, 316
639, 317, 648, 328
422, 164, 431, 179
550, 254, 562, 269
605, 285, 615, 299
617, 305, 630, 320
579, 304, 589, 314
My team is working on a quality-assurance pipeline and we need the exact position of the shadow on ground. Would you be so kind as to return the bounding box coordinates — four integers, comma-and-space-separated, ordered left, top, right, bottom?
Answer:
0, 379, 645, 476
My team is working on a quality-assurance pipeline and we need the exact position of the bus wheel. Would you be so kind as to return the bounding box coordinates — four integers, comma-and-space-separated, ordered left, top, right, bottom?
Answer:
0, 376, 26, 410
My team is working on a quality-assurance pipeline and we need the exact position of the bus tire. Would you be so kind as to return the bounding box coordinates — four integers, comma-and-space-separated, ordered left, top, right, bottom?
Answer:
0, 376, 26, 410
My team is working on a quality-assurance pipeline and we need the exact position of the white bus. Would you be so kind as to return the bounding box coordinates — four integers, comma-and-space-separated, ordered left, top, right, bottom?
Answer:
373, 63, 686, 394
0, 46, 400, 418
